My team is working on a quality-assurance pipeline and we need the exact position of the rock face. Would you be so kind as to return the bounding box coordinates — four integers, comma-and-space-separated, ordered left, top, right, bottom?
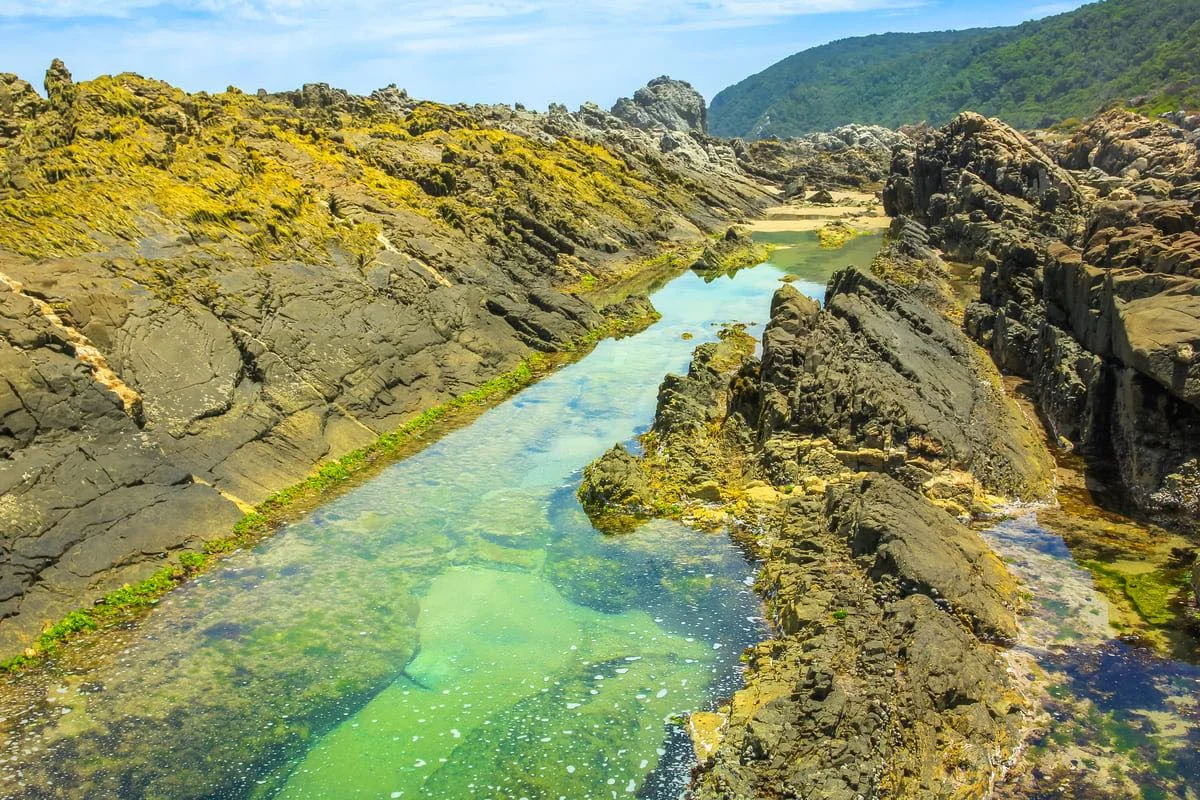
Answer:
579, 265, 1049, 797
610, 76, 708, 134
756, 273, 1049, 501
886, 110, 1200, 516
0, 63, 784, 656
741, 125, 912, 192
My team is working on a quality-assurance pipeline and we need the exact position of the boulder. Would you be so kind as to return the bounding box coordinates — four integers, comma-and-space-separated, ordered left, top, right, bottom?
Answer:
577, 444, 651, 515
610, 75, 708, 134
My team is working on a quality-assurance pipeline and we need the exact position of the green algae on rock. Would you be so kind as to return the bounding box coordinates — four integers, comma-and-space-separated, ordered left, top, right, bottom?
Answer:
815, 219, 860, 249
0, 295, 662, 674
578, 238, 1059, 796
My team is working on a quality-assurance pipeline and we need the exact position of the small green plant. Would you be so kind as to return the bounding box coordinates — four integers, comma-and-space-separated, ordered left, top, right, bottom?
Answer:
832, 609, 849, 621
1, 298, 662, 673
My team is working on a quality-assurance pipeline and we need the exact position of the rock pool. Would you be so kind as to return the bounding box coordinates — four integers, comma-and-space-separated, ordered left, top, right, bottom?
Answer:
0, 233, 882, 799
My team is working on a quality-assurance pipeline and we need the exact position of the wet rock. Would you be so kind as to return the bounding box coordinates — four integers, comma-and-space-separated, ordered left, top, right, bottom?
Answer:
577, 444, 651, 516
0, 64, 790, 655
581, 245, 1040, 798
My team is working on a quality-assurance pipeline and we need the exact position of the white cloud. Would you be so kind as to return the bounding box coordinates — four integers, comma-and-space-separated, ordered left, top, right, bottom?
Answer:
0, 0, 162, 16
0, 0, 932, 108
0, 0, 923, 24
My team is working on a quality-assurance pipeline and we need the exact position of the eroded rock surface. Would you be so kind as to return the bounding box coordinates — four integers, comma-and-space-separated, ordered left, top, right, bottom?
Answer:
741, 125, 911, 193
886, 110, 1200, 517
579, 265, 1049, 797
610, 76, 708, 134
0, 63, 783, 655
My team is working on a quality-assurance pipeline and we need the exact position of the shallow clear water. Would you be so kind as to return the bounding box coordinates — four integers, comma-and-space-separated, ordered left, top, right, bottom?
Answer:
982, 514, 1200, 795
0, 233, 881, 800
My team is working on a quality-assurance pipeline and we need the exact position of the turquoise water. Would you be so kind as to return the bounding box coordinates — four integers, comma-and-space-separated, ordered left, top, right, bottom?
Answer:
0, 233, 881, 800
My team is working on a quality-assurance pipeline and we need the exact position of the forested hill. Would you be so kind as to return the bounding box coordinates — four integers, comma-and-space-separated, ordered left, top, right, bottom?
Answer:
709, 0, 1200, 138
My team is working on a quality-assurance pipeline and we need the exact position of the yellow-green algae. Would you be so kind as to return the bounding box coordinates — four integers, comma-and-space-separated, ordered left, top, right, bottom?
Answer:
1, 69, 730, 288
816, 219, 861, 249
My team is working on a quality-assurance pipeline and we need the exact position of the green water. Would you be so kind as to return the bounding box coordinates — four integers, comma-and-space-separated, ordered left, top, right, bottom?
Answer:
752, 230, 883, 284
0, 233, 881, 800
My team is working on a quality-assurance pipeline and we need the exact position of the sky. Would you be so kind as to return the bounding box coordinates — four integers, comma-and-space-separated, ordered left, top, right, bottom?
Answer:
0, 1, 1090, 109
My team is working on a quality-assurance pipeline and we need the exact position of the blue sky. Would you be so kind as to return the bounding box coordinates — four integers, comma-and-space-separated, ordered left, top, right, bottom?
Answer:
0, 1, 1088, 109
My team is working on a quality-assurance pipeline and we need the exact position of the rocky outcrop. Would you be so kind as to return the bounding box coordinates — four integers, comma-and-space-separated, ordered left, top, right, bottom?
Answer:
1053, 109, 1200, 185
580, 265, 1050, 797
755, 273, 1049, 502
886, 110, 1200, 517
0, 63, 788, 656
610, 76, 708, 134
740, 125, 912, 192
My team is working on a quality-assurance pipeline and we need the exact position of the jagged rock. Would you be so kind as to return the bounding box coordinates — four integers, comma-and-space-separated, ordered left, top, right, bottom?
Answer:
737, 126, 911, 190
803, 124, 911, 156
0, 74, 46, 143
581, 252, 1044, 798
43, 58, 75, 110
758, 273, 1050, 499
610, 76, 707, 134
889, 110, 1200, 517
577, 444, 651, 514
828, 475, 1017, 641
898, 111, 1085, 237
1054, 109, 1200, 184
0, 65, 786, 655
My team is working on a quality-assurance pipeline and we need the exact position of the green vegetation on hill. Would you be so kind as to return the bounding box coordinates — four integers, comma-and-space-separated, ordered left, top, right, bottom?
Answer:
709, 0, 1200, 138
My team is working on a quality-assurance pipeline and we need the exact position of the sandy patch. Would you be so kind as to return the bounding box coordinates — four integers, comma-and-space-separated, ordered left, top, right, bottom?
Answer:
749, 190, 889, 233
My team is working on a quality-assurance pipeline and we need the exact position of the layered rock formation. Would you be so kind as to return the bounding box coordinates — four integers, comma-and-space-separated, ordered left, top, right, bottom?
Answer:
885, 109, 1200, 517
0, 64, 783, 655
580, 264, 1051, 797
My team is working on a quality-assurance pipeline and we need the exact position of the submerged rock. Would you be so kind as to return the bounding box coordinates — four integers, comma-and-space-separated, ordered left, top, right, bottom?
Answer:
0, 63, 785, 656
580, 250, 1049, 797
